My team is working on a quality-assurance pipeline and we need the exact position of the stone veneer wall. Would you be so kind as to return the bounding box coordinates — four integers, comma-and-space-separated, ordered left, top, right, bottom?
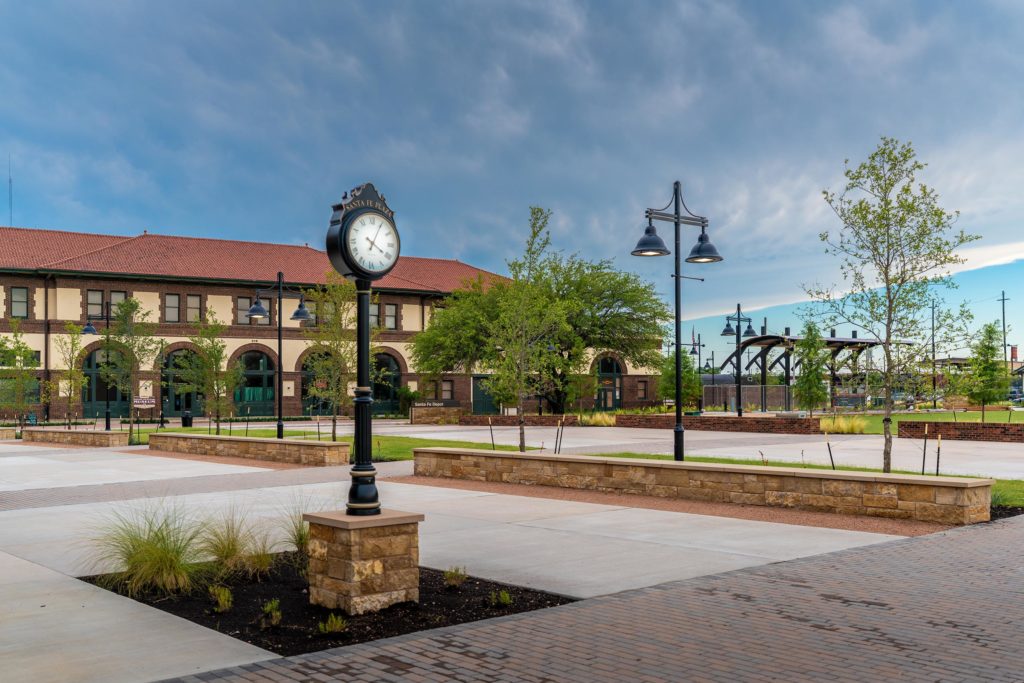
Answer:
458, 415, 578, 427
898, 421, 1024, 443
22, 429, 130, 447
0, 428, 17, 440
614, 413, 822, 434
414, 448, 991, 525
410, 406, 466, 425
148, 433, 349, 466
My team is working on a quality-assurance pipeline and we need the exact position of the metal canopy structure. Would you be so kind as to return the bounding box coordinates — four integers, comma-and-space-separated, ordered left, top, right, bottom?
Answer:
716, 330, 894, 412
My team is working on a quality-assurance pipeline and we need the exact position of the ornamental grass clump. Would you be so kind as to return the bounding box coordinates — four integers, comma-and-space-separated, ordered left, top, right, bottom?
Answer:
244, 529, 278, 578
200, 507, 254, 579
819, 415, 867, 435
578, 412, 615, 427
318, 613, 348, 634
260, 598, 282, 629
443, 566, 468, 589
92, 503, 206, 597
209, 584, 233, 613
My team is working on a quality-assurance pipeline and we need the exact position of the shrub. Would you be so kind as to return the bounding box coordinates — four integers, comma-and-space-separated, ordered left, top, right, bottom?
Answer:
200, 508, 253, 578
443, 566, 468, 589
260, 598, 282, 628
819, 415, 867, 434
578, 412, 615, 427
318, 613, 348, 634
991, 489, 1011, 508
92, 503, 206, 597
209, 584, 233, 613
489, 589, 513, 608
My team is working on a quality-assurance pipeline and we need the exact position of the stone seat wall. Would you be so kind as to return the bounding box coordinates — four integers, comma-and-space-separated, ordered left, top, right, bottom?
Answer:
149, 433, 349, 466
22, 429, 130, 447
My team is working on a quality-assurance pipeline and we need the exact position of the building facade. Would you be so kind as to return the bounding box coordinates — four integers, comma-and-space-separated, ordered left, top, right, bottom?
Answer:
0, 226, 657, 421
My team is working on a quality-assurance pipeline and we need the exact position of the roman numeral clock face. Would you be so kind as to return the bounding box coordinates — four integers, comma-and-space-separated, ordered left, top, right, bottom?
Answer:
346, 212, 399, 275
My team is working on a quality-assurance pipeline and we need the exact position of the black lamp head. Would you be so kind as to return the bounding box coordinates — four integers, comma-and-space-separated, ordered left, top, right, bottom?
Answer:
246, 299, 269, 321
685, 230, 723, 264
743, 322, 757, 338
82, 321, 98, 335
631, 219, 670, 257
290, 298, 312, 322
721, 322, 735, 337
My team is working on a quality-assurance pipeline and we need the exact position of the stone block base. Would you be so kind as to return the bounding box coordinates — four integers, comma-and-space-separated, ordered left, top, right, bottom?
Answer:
21, 429, 130, 447
148, 433, 349, 465
0, 428, 16, 440
304, 509, 424, 615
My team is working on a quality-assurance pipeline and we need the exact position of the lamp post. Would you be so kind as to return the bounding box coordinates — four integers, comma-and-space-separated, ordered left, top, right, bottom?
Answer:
690, 332, 705, 410
632, 180, 723, 461
82, 302, 113, 431
245, 272, 313, 439
721, 304, 756, 416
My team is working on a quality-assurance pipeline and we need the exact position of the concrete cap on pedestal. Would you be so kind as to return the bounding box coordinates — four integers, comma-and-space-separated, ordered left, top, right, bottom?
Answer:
303, 509, 425, 530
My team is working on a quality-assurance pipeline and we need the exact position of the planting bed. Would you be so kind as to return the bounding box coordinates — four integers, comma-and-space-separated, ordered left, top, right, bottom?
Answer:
85, 553, 572, 656
991, 506, 1024, 521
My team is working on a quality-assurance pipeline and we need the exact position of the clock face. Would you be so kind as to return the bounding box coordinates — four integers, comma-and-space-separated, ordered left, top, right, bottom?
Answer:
345, 212, 400, 275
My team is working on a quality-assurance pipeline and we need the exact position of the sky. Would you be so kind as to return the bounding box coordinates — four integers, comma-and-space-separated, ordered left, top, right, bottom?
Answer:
2, 1, 1022, 362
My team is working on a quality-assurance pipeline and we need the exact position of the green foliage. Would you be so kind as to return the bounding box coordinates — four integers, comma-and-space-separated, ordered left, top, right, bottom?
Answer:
806, 137, 979, 472
792, 322, 829, 415
489, 589, 513, 608
0, 320, 40, 428
965, 322, 1010, 421
302, 273, 372, 441
173, 315, 243, 436
318, 613, 348, 634
397, 385, 421, 416
260, 598, 282, 629
657, 351, 700, 407
209, 584, 233, 613
99, 298, 166, 444
443, 566, 469, 589
92, 503, 206, 597
51, 322, 88, 426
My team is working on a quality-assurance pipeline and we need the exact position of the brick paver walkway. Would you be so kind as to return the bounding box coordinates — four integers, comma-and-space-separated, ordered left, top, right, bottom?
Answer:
160, 516, 1024, 682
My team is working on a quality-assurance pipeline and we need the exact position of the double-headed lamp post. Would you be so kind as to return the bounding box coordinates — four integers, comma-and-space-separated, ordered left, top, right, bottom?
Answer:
721, 304, 756, 416
82, 302, 113, 431
632, 180, 723, 461
245, 272, 313, 439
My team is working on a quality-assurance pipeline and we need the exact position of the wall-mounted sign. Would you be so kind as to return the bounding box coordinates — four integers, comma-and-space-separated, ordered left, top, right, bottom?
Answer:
133, 397, 156, 409
412, 400, 461, 409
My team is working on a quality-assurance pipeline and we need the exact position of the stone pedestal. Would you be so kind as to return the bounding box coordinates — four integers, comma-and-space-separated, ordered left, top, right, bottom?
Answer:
303, 509, 424, 615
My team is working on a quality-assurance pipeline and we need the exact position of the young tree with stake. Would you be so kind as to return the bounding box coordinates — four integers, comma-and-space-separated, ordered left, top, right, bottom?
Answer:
172, 315, 243, 435
99, 298, 165, 444
792, 322, 829, 416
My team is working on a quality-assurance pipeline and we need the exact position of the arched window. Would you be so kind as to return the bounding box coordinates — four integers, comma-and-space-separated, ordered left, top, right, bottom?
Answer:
234, 351, 275, 417
82, 350, 129, 419
162, 350, 203, 417
373, 353, 401, 415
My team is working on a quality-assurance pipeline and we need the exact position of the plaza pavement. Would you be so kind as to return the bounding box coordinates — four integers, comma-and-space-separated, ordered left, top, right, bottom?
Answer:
0, 440, 904, 683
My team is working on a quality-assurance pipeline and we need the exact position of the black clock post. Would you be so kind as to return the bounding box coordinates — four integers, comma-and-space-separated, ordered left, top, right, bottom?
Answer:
348, 276, 379, 515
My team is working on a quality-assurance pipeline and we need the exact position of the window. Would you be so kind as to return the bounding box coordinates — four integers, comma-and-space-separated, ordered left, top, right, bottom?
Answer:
384, 304, 397, 330
10, 287, 28, 319
165, 294, 180, 323
425, 381, 438, 400
638, 380, 648, 400
87, 290, 103, 318
237, 297, 251, 325
186, 295, 201, 322
369, 303, 379, 328
109, 291, 127, 307
256, 298, 271, 325
441, 380, 454, 400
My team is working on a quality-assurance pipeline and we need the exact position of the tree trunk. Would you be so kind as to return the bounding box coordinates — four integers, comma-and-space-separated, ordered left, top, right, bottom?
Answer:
982, 402, 986, 423
331, 413, 337, 442
517, 397, 526, 453
215, 409, 221, 435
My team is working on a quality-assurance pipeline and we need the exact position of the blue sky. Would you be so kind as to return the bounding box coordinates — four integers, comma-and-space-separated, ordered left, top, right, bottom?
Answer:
2, 1, 1022, 361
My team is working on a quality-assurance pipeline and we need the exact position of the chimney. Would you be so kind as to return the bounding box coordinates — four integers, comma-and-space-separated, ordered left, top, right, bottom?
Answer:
784, 326, 791, 335
852, 330, 857, 339
1013, 345, 1018, 362
830, 328, 836, 338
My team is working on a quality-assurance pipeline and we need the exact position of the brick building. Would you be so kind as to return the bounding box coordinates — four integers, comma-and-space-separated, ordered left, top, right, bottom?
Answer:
0, 226, 656, 421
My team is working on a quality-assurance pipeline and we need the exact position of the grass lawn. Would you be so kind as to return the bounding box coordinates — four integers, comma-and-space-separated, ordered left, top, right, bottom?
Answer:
131, 426, 523, 461
592, 451, 1024, 506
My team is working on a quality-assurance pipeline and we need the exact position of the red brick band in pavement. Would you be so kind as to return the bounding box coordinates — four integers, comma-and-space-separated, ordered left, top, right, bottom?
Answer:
159, 517, 1024, 683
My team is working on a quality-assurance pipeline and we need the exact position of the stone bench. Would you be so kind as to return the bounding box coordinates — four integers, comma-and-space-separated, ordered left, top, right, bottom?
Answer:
148, 432, 349, 466
21, 429, 130, 447
413, 447, 992, 525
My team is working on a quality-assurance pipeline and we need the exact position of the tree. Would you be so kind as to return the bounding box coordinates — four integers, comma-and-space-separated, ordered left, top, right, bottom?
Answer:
172, 315, 243, 435
483, 208, 569, 452
51, 322, 88, 428
657, 351, 701, 408
0, 320, 40, 430
100, 298, 165, 444
301, 272, 368, 441
806, 137, 979, 471
792, 322, 829, 416
965, 322, 1010, 422
412, 206, 668, 416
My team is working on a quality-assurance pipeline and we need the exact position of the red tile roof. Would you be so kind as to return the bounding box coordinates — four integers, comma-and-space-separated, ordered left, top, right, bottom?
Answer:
0, 226, 502, 293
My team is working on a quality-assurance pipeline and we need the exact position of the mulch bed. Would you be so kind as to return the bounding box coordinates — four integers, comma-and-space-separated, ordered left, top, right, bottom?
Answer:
84, 553, 573, 656
991, 506, 1024, 521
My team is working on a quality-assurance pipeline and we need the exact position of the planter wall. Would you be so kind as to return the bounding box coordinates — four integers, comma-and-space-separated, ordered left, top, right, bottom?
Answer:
614, 413, 822, 435
0, 428, 17, 440
414, 447, 992, 525
148, 433, 349, 466
21, 429, 130, 447
898, 421, 1024, 443
458, 415, 578, 427
410, 406, 466, 425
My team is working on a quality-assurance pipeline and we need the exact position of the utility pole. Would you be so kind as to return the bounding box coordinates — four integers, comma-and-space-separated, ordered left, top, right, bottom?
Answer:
1000, 291, 1010, 367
